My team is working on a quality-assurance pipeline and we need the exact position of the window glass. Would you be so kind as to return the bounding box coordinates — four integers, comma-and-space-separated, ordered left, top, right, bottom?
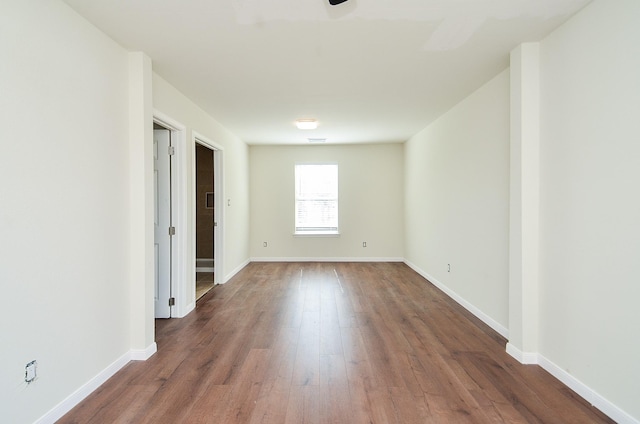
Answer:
295, 164, 338, 234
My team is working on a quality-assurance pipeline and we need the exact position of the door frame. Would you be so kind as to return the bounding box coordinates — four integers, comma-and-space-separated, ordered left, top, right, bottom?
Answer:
193, 131, 224, 286
153, 127, 172, 318
153, 111, 190, 317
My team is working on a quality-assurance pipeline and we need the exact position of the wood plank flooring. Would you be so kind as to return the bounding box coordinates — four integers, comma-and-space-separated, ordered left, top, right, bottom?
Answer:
59, 262, 613, 423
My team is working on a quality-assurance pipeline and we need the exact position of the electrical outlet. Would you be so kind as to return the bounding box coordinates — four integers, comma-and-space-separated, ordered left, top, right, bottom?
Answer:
263, 241, 267, 247
25, 360, 37, 384
447, 263, 451, 273
362, 241, 367, 247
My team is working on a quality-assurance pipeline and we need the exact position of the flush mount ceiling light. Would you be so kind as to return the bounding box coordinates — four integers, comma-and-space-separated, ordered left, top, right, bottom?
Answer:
295, 119, 318, 130
328, 0, 349, 4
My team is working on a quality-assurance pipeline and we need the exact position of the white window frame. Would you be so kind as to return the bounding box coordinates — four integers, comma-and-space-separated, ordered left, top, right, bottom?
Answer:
294, 163, 339, 236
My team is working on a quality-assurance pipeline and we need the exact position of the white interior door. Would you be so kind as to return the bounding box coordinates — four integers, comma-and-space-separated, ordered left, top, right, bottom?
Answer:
154, 129, 172, 318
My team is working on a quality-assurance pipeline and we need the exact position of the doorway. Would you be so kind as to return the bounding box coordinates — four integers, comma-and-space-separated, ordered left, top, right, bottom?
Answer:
195, 142, 215, 300
151, 116, 222, 317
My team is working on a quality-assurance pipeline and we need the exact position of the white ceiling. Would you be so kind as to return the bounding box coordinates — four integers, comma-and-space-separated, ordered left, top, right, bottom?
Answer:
63, 0, 590, 145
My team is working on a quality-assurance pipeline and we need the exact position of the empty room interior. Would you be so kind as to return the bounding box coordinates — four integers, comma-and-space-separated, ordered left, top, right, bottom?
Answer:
1, 0, 639, 423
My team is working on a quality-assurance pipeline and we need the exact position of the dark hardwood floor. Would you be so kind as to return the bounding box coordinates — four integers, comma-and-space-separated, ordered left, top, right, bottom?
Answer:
59, 262, 613, 423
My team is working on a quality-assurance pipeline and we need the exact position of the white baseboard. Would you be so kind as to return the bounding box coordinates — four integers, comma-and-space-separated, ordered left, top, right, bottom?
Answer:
175, 302, 195, 318
35, 343, 157, 424
505, 342, 538, 364
537, 354, 638, 424
223, 258, 250, 283
404, 260, 509, 339
35, 352, 130, 424
250, 256, 405, 263
505, 345, 638, 424
130, 342, 157, 361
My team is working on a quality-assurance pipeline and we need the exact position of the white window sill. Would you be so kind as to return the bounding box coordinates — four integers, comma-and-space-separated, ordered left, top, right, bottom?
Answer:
293, 231, 340, 237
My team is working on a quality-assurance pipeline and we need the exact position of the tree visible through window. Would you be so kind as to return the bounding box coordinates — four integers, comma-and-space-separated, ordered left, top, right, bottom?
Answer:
295, 164, 338, 234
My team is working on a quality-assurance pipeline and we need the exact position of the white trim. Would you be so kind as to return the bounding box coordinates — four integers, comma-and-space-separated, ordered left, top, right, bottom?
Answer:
35, 343, 157, 423
250, 257, 404, 263
223, 258, 250, 283
404, 260, 509, 339
173, 301, 195, 319
35, 351, 123, 423
130, 342, 158, 361
503, 345, 638, 424
537, 355, 639, 424
153, 111, 188, 319
505, 342, 538, 364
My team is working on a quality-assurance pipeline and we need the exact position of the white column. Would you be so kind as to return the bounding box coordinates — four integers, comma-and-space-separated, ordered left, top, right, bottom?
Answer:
507, 43, 540, 363
128, 52, 156, 357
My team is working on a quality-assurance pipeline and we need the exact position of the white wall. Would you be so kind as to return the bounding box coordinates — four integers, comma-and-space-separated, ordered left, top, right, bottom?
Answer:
152, 74, 251, 283
250, 144, 404, 260
404, 69, 510, 333
0, 1, 131, 422
538, 0, 640, 420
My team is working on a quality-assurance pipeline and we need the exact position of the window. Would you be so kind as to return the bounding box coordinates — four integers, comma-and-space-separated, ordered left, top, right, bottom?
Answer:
295, 163, 338, 235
